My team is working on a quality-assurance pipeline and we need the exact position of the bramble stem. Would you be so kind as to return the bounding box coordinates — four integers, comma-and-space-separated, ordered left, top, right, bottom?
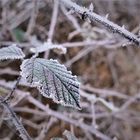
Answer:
60, 0, 140, 46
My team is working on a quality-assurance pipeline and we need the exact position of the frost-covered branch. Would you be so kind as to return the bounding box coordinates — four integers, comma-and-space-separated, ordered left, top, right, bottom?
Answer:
2, 76, 21, 102
60, 0, 140, 46
0, 97, 31, 140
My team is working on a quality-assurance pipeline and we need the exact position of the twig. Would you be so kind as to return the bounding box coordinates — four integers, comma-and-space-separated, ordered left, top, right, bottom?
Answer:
26, 96, 111, 140
47, 0, 59, 42
9, 1, 45, 30
0, 96, 32, 140
44, 0, 59, 58
0, 68, 19, 76
120, 93, 140, 110
81, 85, 129, 99
14, 102, 105, 138
63, 39, 113, 48
26, 0, 38, 36
65, 46, 97, 67
60, 0, 140, 46
2, 76, 21, 102
60, 5, 81, 31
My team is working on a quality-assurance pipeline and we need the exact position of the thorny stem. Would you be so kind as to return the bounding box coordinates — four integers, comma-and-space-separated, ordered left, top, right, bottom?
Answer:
0, 96, 32, 140
60, 0, 140, 46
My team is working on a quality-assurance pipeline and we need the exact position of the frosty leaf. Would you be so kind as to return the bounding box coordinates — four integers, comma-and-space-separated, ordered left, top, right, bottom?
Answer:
30, 42, 66, 54
51, 138, 64, 140
63, 130, 78, 140
0, 44, 25, 60
20, 58, 81, 109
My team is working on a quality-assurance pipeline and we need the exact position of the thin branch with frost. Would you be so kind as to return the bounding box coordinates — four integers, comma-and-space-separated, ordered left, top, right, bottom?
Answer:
26, 96, 111, 140
47, 0, 59, 43
81, 85, 129, 99
30, 41, 66, 54
60, 0, 140, 46
65, 46, 97, 67
2, 76, 21, 102
0, 96, 31, 140
44, 0, 59, 58
60, 5, 81, 31
0, 68, 19, 76
0, 38, 114, 49
26, 0, 38, 36
15, 106, 103, 139
80, 90, 119, 112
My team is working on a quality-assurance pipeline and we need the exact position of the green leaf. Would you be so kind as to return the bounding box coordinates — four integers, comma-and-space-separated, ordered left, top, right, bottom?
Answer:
12, 28, 25, 42
20, 58, 81, 109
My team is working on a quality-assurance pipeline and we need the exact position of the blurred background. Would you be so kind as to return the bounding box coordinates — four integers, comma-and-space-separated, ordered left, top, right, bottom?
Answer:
0, 0, 140, 140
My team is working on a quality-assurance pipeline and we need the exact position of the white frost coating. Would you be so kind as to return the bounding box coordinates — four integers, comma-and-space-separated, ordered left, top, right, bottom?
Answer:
89, 3, 94, 12
20, 58, 81, 109
30, 42, 67, 54
97, 98, 119, 112
0, 44, 25, 60
60, 0, 140, 46
63, 130, 77, 140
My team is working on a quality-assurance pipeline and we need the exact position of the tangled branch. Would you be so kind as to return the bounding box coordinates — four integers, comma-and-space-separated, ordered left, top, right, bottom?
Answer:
0, 97, 32, 140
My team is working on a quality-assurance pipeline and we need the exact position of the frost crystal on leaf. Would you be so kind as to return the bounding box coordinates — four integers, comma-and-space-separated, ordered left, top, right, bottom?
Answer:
20, 58, 81, 109
0, 44, 25, 60
63, 130, 78, 140
30, 42, 67, 54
